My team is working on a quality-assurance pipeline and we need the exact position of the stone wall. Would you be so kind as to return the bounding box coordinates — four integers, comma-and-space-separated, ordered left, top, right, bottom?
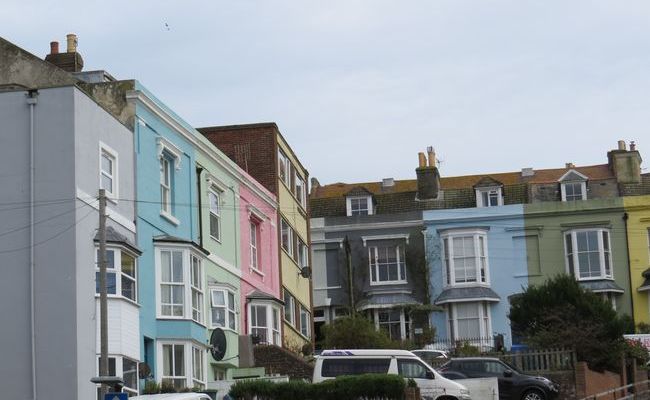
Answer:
253, 344, 314, 380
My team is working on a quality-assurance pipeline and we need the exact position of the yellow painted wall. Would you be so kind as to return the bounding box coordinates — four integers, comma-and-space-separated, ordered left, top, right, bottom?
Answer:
625, 195, 650, 327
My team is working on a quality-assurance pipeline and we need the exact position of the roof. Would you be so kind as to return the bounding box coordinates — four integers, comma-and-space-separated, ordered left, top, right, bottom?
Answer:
246, 289, 283, 304
356, 292, 420, 310
319, 349, 417, 357
434, 286, 501, 305
578, 279, 624, 293
94, 226, 141, 255
311, 164, 614, 200
152, 235, 209, 255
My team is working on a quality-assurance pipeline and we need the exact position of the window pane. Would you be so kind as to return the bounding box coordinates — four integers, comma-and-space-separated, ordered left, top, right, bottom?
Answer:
121, 275, 136, 300
163, 345, 173, 375
172, 251, 183, 282
212, 290, 225, 306
96, 272, 117, 295
123, 358, 138, 390
121, 253, 135, 277
174, 345, 185, 376
212, 308, 225, 327
101, 175, 113, 192
161, 251, 171, 281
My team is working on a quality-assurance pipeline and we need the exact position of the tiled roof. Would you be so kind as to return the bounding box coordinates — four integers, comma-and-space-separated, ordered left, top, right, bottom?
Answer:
310, 164, 614, 199
434, 286, 501, 305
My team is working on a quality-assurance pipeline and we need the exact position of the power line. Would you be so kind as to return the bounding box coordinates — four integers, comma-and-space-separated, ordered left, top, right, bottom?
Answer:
0, 203, 90, 238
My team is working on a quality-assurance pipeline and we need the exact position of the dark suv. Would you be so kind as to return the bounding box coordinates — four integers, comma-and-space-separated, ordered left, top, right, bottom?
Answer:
438, 357, 559, 400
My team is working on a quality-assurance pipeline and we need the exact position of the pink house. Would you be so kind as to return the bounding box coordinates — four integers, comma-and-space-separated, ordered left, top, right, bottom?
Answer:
238, 183, 282, 345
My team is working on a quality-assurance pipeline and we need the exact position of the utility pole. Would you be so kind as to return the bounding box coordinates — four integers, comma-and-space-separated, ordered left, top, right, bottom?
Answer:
98, 189, 109, 399
344, 235, 354, 316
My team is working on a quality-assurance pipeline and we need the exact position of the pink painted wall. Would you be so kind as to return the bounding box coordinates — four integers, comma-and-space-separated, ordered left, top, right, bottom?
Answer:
238, 182, 280, 332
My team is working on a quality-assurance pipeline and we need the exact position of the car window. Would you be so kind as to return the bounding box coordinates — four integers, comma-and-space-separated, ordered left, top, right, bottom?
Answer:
460, 361, 484, 373
321, 358, 391, 377
484, 361, 508, 374
397, 359, 430, 379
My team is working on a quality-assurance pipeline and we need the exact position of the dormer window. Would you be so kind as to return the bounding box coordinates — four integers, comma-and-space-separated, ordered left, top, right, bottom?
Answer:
346, 196, 373, 216
475, 187, 503, 208
559, 170, 588, 202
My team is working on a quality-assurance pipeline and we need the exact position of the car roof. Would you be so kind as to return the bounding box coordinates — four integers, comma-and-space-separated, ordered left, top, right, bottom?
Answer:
319, 349, 417, 357
452, 357, 501, 361
131, 394, 211, 400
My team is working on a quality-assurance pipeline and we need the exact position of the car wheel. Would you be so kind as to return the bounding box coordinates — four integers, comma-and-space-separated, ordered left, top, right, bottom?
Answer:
522, 389, 545, 400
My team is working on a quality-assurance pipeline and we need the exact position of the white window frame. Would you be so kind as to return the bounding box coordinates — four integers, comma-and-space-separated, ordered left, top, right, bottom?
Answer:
156, 247, 206, 322
208, 189, 222, 242
210, 288, 238, 332
475, 187, 503, 208
99, 142, 118, 200
346, 195, 373, 216
561, 181, 587, 201
278, 149, 290, 187
372, 308, 410, 340
156, 341, 206, 390
281, 218, 294, 257
295, 174, 307, 208
564, 228, 613, 280
248, 302, 281, 345
299, 305, 311, 339
95, 247, 138, 303
441, 229, 490, 287
160, 156, 173, 218
446, 302, 492, 343
95, 355, 139, 397
190, 254, 203, 324
283, 289, 296, 326
250, 220, 260, 272
298, 239, 309, 269
368, 243, 407, 285
157, 137, 182, 225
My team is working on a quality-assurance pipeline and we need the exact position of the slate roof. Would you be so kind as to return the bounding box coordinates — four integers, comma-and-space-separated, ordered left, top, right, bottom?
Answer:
578, 279, 624, 293
356, 292, 420, 310
434, 286, 501, 305
94, 226, 141, 255
246, 290, 283, 304
152, 235, 210, 255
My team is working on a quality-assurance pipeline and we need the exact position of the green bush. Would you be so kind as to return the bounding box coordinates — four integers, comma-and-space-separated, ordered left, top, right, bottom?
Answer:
229, 374, 405, 400
322, 316, 392, 349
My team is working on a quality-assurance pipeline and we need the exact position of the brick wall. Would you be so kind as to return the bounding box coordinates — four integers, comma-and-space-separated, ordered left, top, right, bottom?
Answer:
253, 344, 314, 380
574, 361, 622, 399
544, 371, 577, 400
198, 124, 278, 195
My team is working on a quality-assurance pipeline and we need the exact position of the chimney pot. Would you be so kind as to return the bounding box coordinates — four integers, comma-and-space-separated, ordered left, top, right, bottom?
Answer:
521, 167, 534, 177
565, 163, 575, 169
427, 146, 436, 167
630, 141, 637, 151
49, 41, 59, 55
66, 33, 78, 53
618, 140, 626, 151
418, 152, 426, 168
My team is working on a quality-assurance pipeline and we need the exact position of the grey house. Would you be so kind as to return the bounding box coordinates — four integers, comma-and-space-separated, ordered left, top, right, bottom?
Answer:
309, 150, 442, 345
0, 36, 138, 400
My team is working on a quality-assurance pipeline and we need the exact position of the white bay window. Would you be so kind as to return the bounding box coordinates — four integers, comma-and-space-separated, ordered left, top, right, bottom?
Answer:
158, 341, 206, 390
95, 247, 137, 302
156, 247, 205, 323
447, 302, 491, 343
249, 303, 281, 345
442, 230, 489, 286
564, 229, 613, 280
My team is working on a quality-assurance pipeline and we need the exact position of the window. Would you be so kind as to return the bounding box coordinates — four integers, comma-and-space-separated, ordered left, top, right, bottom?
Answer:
295, 175, 307, 208
95, 248, 137, 302
565, 229, 613, 280
278, 150, 290, 186
210, 288, 237, 331
298, 239, 309, 269
346, 196, 373, 216
157, 248, 205, 320
562, 182, 586, 201
190, 255, 203, 323
249, 303, 281, 345
475, 187, 502, 208
447, 302, 491, 343
95, 356, 138, 398
100, 145, 117, 198
250, 221, 259, 271
368, 244, 406, 284
160, 156, 172, 215
371, 308, 410, 340
281, 219, 293, 256
397, 359, 429, 379
321, 358, 391, 377
208, 190, 221, 241
442, 231, 489, 286
283, 289, 296, 326
300, 305, 311, 338
159, 342, 205, 390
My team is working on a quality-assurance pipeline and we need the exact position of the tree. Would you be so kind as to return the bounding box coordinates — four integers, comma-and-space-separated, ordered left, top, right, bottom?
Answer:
322, 316, 392, 349
508, 274, 632, 371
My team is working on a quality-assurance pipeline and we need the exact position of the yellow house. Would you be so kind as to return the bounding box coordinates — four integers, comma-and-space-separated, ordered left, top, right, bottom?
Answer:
625, 195, 650, 327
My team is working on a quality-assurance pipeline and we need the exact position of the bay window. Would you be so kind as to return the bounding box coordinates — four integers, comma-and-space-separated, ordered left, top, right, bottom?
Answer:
158, 342, 206, 390
190, 255, 203, 323
564, 229, 613, 280
157, 247, 205, 322
442, 230, 489, 286
368, 244, 407, 285
371, 308, 410, 340
95, 248, 137, 302
249, 303, 281, 345
447, 302, 491, 343
95, 356, 138, 398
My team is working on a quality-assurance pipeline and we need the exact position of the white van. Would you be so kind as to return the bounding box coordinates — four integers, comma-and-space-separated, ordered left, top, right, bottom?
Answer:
313, 349, 471, 400
131, 394, 212, 400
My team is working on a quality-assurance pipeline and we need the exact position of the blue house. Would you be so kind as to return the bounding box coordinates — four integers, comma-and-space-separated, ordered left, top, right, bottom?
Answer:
424, 205, 528, 350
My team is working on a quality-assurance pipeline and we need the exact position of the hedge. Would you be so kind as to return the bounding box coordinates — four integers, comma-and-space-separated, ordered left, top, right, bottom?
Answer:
229, 374, 406, 400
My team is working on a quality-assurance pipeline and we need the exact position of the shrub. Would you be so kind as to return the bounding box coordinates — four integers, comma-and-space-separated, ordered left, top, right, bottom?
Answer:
322, 316, 392, 349
160, 381, 177, 393
142, 381, 160, 394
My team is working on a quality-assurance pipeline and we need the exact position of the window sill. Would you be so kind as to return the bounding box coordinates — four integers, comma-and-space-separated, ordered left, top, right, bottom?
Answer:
94, 294, 140, 307
369, 280, 408, 286
106, 195, 118, 205
210, 326, 238, 334
576, 276, 614, 281
250, 267, 265, 278
443, 282, 491, 288
160, 210, 180, 226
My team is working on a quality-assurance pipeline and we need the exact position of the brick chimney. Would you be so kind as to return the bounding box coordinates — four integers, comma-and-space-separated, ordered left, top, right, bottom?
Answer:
607, 139, 642, 184
416, 146, 440, 200
44, 34, 84, 72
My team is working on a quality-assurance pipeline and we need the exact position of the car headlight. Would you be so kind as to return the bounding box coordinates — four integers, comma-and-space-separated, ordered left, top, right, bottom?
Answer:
459, 388, 471, 400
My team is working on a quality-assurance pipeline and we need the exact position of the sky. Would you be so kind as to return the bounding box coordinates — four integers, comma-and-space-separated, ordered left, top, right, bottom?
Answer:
3, 1, 650, 185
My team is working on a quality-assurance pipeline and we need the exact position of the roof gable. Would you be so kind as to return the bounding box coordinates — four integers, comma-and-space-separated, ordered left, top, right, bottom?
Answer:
473, 176, 503, 188
558, 169, 589, 182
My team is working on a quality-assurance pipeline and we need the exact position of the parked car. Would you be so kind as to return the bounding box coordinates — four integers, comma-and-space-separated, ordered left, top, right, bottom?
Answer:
412, 349, 450, 367
131, 394, 212, 400
313, 349, 471, 400
438, 357, 559, 400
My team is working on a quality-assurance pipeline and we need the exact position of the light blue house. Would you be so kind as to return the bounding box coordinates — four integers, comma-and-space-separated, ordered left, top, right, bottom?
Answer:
424, 205, 528, 350
128, 83, 209, 390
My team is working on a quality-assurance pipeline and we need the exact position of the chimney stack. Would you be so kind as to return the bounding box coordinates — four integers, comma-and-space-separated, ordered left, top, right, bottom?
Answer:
565, 163, 575, 169
416, 146, 440, 200
608, 139, 642, 184
382, 178, 395, 188
44, 33, 84, 72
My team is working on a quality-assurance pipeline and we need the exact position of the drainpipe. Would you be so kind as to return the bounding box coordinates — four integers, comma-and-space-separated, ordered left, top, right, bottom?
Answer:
196, 167, 204, 247
27, 89, 38, 400
623, 212, 636, 328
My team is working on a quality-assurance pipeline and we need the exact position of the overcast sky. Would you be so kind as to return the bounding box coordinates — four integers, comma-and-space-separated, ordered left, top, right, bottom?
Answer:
3, 1, 649, 184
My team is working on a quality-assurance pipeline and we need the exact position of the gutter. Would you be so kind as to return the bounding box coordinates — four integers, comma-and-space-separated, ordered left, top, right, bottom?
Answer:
27, 89, 38, 400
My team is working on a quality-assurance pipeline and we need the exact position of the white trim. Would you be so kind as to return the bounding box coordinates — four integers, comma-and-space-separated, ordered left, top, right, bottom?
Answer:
76, 188, 136, 232
447, 302, 492, 341
441, 229, 490, 287
558, 169, 589, 182
156, 340, 207, 389
248, 302, 282, 345
126, 90, 278, 209
564, 228, 614, 280
475, 186, 503, 208
207, 253, 242, 278
346, 195, 373, 216
313, 286, 343, 291
94, 246, 138, 303
368, 243, 408, 285
209, 287, 238, 332
156, 136, 183, 169
160, 210, 180, 226
362, 234, 410, 247
561, 181, 587, 201
99, 141, 119, 201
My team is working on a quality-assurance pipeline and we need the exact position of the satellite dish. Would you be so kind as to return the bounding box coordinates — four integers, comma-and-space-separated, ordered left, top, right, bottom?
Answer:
300, 267, 311, 279
210, 328, 227, 361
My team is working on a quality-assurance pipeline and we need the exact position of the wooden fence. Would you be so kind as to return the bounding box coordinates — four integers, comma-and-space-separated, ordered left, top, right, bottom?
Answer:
498, 348, 576, 373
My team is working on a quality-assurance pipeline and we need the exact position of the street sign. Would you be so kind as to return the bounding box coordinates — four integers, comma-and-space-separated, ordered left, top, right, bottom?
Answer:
104, 393, 128, 400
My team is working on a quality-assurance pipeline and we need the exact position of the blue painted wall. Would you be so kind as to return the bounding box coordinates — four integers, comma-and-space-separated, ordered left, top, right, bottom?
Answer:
423, 205, 528, 349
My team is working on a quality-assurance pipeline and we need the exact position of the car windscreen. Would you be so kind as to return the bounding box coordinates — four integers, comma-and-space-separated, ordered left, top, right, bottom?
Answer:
321, 358, 391, 377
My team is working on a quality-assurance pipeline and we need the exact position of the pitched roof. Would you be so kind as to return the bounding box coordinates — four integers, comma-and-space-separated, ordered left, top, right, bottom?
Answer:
310, 164, 614, 199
